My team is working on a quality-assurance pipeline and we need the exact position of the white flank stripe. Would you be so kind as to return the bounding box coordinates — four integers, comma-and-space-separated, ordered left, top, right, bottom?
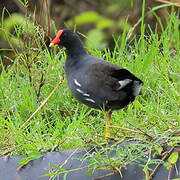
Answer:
76, 88, 84, 94
85, 98, 95, 103
74, 79, 82, 87
83, 93, 90, 97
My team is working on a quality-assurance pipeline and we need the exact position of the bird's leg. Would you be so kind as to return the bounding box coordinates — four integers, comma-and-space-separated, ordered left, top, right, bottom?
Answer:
105, 110, 112, 138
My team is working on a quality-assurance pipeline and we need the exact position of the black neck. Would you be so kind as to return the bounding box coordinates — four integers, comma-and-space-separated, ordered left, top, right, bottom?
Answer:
65, 38, 87, 58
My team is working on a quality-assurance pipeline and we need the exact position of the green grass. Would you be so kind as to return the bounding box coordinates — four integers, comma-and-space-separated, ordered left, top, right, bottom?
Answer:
0, 12, 179, 176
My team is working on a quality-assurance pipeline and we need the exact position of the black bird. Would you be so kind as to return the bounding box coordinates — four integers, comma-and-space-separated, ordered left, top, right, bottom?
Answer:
50, 29, 143, 138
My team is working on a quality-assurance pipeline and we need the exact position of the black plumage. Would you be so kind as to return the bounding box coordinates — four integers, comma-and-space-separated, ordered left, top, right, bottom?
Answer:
50, 29, 143, 138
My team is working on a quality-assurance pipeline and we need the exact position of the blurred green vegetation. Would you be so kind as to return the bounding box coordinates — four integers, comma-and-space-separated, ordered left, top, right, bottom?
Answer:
0, 0, 179, 57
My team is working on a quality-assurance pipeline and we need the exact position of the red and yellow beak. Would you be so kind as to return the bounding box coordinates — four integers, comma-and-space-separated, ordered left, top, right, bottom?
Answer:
49, 30, 63, 47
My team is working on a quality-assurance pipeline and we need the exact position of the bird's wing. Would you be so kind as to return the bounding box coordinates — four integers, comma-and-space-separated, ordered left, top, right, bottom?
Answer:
78, 61, 133, 102
86, 61, 136, 88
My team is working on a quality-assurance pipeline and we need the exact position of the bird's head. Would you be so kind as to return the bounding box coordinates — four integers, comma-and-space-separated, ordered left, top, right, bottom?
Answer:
49, 29, 79, 48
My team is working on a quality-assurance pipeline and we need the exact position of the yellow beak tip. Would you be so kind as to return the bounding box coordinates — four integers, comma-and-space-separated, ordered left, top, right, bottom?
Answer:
49, 43, 55, 47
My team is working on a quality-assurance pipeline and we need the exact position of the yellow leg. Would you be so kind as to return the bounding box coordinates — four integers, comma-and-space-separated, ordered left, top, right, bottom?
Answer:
105, 111, 112, 138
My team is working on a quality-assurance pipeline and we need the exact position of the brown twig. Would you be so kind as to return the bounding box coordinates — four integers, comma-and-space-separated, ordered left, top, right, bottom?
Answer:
60, 149, 79, 169
127, 120, 154, 140
45, 0, 51, 35
167, 166, 172, 180
36, 72, 45, 99
48, 148, 79, 180
108, 125, 153, 140
148, 146, 175, 179
155, 0, 180, 7
108, 125, 146, 135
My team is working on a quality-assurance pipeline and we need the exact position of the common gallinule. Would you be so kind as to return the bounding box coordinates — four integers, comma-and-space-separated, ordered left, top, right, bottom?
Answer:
50, 29, 143, 138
